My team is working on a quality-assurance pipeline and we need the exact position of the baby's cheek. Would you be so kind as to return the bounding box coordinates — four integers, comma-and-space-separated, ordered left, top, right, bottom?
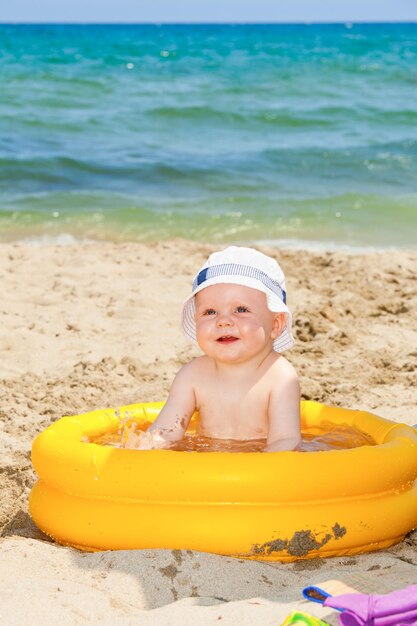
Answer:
246, 322, 266, 338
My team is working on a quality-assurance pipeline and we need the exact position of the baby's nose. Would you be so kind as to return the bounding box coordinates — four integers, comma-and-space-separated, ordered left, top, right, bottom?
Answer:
216, 312, 233, 326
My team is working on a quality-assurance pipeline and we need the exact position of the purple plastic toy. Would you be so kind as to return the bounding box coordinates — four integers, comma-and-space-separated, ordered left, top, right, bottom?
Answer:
324, 584, 417, 626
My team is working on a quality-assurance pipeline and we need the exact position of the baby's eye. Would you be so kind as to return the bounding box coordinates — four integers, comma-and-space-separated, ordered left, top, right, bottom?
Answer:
236, 305, 249, 313
204, 308, 216, 315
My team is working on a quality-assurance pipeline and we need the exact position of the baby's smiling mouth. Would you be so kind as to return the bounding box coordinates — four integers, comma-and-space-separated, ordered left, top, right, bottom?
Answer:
217, 335, 239, 343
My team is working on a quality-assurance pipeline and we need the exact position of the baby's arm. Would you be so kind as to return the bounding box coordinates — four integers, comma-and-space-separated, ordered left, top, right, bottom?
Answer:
266, 361, 301, 452
129, 362, 196, 450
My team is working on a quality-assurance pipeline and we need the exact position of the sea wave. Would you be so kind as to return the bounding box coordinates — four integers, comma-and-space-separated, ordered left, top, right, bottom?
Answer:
1, 23, 417, 247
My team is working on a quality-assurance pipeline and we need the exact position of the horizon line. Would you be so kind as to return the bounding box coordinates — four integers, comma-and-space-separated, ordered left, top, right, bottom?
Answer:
1, 20, 417, 26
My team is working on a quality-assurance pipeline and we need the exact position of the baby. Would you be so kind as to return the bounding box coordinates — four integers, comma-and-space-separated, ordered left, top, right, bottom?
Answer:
131, 246, 301, 452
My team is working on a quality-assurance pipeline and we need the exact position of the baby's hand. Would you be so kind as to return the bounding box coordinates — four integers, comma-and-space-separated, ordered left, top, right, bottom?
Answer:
124, 429, 169, 450
124, 430, 151, 450
265, 436, 301, 452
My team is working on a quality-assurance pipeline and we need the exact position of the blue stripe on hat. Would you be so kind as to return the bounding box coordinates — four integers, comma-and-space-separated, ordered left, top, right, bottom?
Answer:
196, 267, 208, 286
193, 263, 286, 304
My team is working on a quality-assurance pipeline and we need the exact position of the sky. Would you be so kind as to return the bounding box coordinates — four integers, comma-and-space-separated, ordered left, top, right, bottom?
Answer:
1, 0, 417, 24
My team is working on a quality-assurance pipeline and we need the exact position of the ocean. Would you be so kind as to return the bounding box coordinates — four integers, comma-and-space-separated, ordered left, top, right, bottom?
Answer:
1, 23, 417, 249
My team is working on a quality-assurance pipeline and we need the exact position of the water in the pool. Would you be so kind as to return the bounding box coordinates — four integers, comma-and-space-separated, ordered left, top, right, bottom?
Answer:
90, 419, 374, 452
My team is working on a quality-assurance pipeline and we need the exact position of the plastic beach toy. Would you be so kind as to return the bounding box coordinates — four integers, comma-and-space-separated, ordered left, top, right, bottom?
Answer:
281, 612, 330, 625
29, 400, 417, 560
304, 583, 417, 626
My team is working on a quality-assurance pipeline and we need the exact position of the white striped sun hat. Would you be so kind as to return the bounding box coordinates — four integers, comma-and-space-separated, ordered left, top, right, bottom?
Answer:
181, 246, 295, 353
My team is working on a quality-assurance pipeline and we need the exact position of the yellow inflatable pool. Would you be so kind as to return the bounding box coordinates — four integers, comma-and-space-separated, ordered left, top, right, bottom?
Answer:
29, 401, 417, 561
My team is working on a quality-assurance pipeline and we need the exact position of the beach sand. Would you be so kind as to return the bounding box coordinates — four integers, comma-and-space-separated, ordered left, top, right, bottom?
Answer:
1, 240, 416, 624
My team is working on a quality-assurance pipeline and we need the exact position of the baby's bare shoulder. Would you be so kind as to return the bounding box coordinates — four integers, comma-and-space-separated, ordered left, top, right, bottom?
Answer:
268, 354, 299, 382
178, 357, 217, 398
169, 357, 209, 395
178, 355, 213, 378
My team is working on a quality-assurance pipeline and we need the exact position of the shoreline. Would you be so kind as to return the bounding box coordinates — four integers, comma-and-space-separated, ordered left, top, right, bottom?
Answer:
2, 232, 417, 255
1, 238, 416, 624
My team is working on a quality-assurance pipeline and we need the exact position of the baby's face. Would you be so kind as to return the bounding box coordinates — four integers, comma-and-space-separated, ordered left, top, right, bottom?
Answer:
194, 283, 283, 364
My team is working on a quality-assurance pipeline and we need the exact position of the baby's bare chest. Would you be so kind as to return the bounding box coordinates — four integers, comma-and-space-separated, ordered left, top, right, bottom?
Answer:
194, 378, 271, 439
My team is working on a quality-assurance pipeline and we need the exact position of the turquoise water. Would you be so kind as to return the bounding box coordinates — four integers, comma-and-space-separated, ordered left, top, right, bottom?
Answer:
1, 23, 417, 248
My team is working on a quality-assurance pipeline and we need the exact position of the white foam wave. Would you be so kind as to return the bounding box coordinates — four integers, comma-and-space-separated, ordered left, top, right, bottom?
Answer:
19, 233, 94, 246
249, 238, 414, 254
